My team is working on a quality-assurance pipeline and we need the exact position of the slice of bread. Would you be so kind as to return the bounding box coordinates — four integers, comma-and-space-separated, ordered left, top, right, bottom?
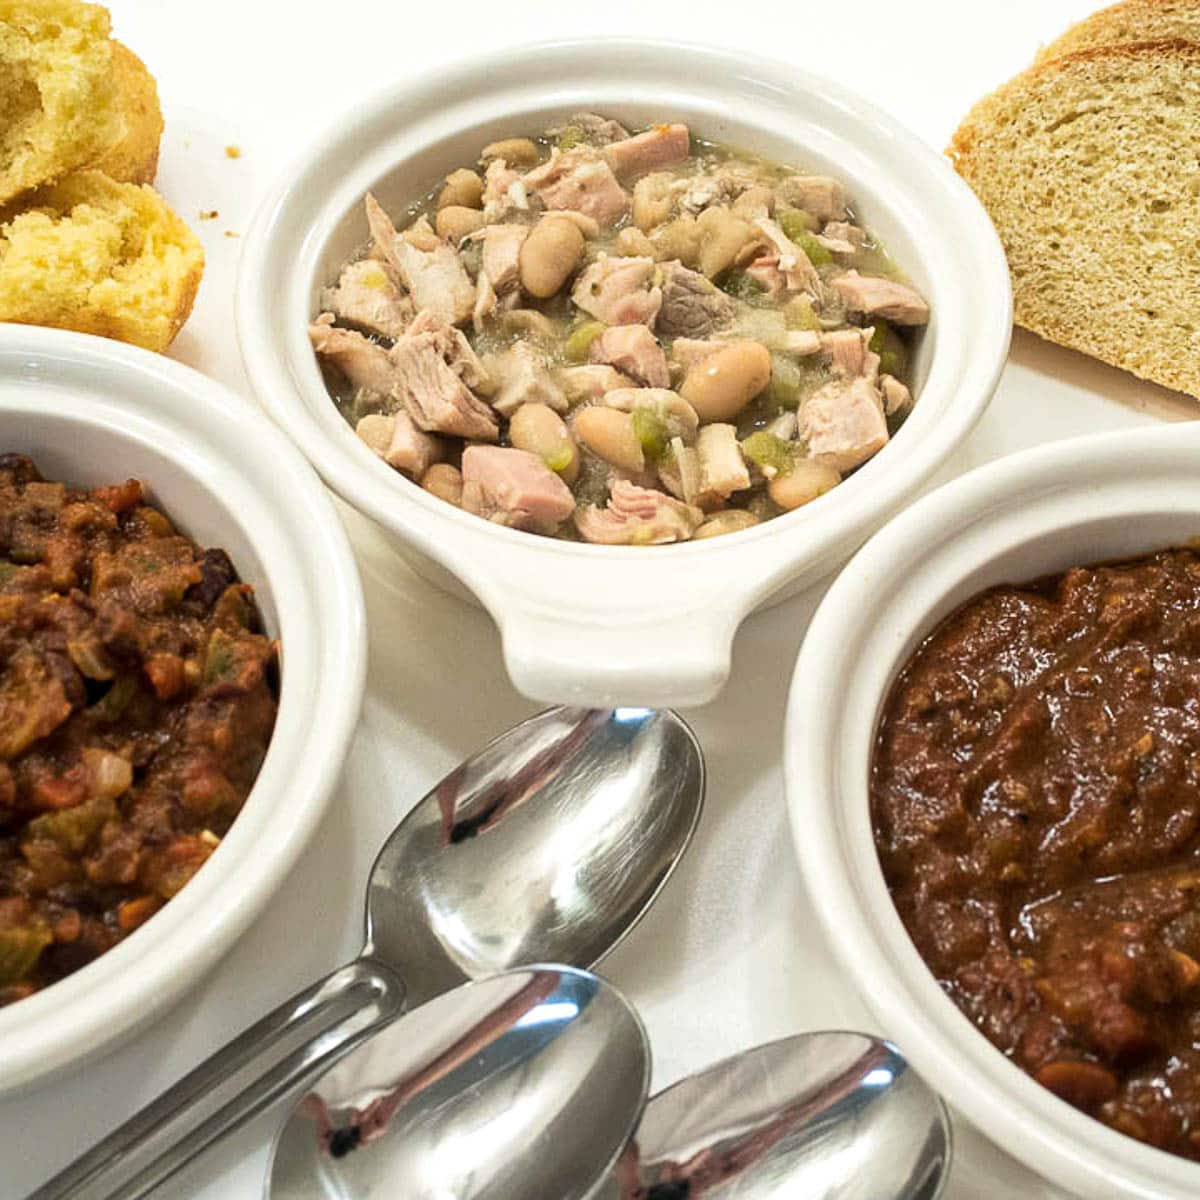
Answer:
950, 40, 1200, 397
92, 41, 163, 187
0, 170, 204, 351
1038, 0, 1200, 62
0, 1, 122, 203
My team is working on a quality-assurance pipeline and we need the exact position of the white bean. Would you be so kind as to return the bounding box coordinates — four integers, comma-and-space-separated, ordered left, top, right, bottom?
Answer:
768, 459, 841, 510
573, 407, 644, 474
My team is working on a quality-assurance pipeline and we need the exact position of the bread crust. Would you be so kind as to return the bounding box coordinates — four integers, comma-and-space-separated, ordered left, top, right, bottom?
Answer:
950, 40, 1200, 397
1037, 0, 1200, 62
92, 41, 163, 186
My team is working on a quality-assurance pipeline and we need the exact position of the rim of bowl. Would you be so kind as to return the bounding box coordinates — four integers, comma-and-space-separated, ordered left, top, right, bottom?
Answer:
0, 325, 367, 1088
235, 36, 1011, 582
785, 423, 1200, 1199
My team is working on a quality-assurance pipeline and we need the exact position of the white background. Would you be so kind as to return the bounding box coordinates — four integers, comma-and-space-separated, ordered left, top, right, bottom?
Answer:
5, 2, 1197, 1197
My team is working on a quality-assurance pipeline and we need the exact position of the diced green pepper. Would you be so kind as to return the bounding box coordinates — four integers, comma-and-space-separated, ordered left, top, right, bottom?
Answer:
632, 408, 668, 460
794, 231, 832, 267
868, 320, 908, 379
26, 798, 115, 854
543, 446, 573, 474
777, 206, 818, 240
741, 432, 796, 476
88, 674, 137, 723
0, 924, 51, 985
564, 321, 606, 363
719, 270, 766, 305
783, 295, 821, 331
556, 125, 584, 151
203, 630, 238, 685
765, 355, 803, 411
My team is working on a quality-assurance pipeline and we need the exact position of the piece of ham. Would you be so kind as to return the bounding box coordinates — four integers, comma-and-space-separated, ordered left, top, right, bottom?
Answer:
754, 217, 821, 296
558, 364, 632, 404
602, 123, 690, 180
820, 328, 880, 381
831, 271, 930, 325
524, 149, 630, 227
589, 325, 669, 388
481, 224, 528, 294
355, 413, 443, 478
560, 112, 630, 146
365, 193, 475, 325
389, 322, 499, 442
744, 255, 787, 301
656, 260, 735, 339
800, 377, 889, 473
669, 338, 723, 371
487, 343, 567, 416
461, 446, 575, 534
308, 314, 397, 397
320, 260, 412, 341
575, 479, 703, 545
571, 256, 662, 326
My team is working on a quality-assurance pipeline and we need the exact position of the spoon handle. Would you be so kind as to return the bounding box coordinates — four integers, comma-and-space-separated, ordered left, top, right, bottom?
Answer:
29, 955, 406, 1200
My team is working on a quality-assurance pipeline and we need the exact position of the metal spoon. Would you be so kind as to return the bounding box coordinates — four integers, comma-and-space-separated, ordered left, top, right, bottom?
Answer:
603, 1031, 951, 1200
268, 964, 650, 1200
36, 706, 704, 1200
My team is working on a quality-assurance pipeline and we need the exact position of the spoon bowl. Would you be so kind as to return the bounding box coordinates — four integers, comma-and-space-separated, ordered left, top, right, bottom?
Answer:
368, 706, 705, 1006
269, 966, 649, 1200
616, 1032, 951, 1200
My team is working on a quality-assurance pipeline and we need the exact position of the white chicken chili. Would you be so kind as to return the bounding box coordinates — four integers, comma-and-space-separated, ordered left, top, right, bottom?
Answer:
309, 113, 930, 544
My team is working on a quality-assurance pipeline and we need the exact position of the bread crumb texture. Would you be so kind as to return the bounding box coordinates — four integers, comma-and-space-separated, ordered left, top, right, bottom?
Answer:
1039, 0, 1200, 61
0, 171, 204, 351
951, 41, 1200, 396
0, 0, 121, 203
92, 40, 162, 186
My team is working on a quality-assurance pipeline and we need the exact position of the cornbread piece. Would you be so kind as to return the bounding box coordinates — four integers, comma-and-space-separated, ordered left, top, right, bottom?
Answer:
0, 1, 122, 202
950, 41, 1200, 396
0, 170, 204, 351
1038, 0, 1200, 61
92, 41, 163, 186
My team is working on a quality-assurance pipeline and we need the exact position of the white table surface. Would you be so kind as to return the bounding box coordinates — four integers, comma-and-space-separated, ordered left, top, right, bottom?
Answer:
6, 2, 1198, 1196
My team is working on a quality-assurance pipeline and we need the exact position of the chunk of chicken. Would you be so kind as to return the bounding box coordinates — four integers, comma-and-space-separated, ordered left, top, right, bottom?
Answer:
308, 314, 397, 397
390, 323, 499, 441
559, 112, 631, 146
461, 446, 575, 534
822, 221, 867, 250
574, 479, 703, 545
355, 412, 444, 478
589, 325, 669, 388
820, 328, 880, 381
524, 149, 630, 227
831, 271, 930, 326
656, 260, 735, 339
657, 436, 703, 506
366, 193, 475, 325
880, 374, 913, 416
697, 424, 750, 498
572, 256, 663, 326
407, 310, 492, 393
800, 377, 889, 473
754, 217, 821, 296
602, 123, 690, 180
481, 224, 529, 294
558, 364, 633, 404
320, 260, 412, 341
778, 175, 848, 222
486, 343, 568, 416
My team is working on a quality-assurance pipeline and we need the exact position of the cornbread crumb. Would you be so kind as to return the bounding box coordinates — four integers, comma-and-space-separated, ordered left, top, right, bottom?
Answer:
0, 170, 204, 351
225, 145, 241, 159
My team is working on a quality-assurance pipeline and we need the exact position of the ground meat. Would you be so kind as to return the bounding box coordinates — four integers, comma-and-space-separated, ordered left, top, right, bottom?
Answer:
872, 549, 1200, 1161
0, 456, 277, 1005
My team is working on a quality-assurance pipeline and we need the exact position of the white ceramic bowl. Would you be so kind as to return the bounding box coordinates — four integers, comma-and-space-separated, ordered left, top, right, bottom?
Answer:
237, 37, 1011, 709
0, 326, 366, 1093
786, 423, 1200, 1200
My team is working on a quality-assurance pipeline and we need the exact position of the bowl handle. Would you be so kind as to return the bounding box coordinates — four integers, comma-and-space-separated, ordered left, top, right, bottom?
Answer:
455, 547, 749, 707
